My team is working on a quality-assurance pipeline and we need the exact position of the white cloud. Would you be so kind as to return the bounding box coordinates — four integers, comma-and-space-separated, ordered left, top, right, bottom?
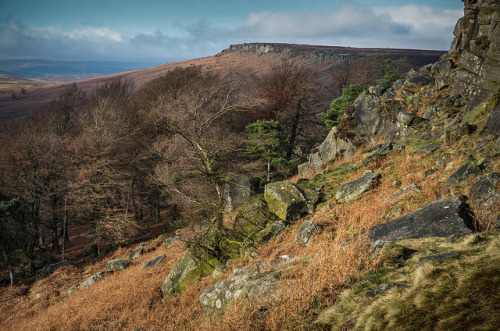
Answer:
0, 4, 463, 63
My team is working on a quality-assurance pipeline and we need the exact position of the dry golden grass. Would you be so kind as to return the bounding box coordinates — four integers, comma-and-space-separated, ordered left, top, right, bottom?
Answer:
0, 135, 481, 330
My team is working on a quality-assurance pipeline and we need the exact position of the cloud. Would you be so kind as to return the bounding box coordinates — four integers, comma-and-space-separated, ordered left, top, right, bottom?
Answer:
0, 4, 462, 63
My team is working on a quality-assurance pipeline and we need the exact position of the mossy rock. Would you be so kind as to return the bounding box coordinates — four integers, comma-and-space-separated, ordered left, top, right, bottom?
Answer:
233, 195, 277, 239
264, 181, 308, 220
161, 250, 220, 299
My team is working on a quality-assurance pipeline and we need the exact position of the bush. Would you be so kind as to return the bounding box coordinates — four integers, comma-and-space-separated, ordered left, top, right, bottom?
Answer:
317, 84, 367, 131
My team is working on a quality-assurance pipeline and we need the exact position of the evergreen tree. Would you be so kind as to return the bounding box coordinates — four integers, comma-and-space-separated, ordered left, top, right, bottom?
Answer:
245, 120, 287, 182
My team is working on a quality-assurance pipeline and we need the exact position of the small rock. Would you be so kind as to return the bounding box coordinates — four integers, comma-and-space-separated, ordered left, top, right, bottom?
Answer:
129, 246, 144, 260
295, 220, 321, 245
443, 162, 479, 188
142, 255, 166, 269
412, 143, 441, 154
404, 75, 435, 87
105, 258, 131, 272
336, 173, 381, 203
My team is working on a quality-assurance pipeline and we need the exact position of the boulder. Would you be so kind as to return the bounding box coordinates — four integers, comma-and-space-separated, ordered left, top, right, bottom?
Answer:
386, 184, 421, 203
361, 142, 392, 167
264, 181, 307, 221
129, 245, 144, 260
404, 75, 435, 87
233, 195, 276, 240
79, 271, 113, 290
369, 200, 476, 242
444, 118, 470, 145
431, 60, 453, 75
396, 112, 427, 127
255, 220, 288, 243
336, 173, 381, 203
199, 257, 289, 310
224, 174, 251, 212
295, 220, 321, 245
163, 234, 182, 247
443, 162, 480, 188
162, 250, 220, 298
411, 143, 441, 154
105, 258, 131, 272
142, 255, 166, 269
37, 260, 70, 279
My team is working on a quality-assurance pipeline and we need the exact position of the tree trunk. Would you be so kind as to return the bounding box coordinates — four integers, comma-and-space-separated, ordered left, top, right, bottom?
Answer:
2, 248, 14, 286
286, 107, 301, 158
61, 196, 67, 261
267, 157, 271, 182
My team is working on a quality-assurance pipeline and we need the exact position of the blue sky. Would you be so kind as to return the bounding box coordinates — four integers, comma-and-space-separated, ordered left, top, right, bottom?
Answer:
0, 0, 463, 65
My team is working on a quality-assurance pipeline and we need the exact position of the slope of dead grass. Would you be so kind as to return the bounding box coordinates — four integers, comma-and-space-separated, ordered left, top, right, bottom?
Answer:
0, 137, 485, 330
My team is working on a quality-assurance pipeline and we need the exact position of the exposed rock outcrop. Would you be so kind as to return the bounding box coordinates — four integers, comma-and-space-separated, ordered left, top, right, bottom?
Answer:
369, 200, 476, 242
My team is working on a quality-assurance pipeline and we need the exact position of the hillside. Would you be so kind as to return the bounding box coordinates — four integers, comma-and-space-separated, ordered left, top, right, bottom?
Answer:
1, 1, 499, 330
0, 44, 444, 123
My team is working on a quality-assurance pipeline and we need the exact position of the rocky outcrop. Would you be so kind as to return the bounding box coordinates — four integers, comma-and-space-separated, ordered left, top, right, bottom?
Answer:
336, 172, 381, 203
369, 200, 476, 242
129, 244, 145, 260
449, 0, 500, 114
233, 195, 277, 240
298, 127, 355, 177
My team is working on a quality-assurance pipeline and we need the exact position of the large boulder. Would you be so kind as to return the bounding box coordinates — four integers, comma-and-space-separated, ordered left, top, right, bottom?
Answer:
298, 127, 355, 177
162, 250, 220, 298
336, 172, 381, 203
199, 257, 289, 310
264, 181, 308, 221
224, 174, 251, 212
105, 258, 131, 272
369, 200, 476, 242
233, 195, 276, 240
69, 270, 114, 294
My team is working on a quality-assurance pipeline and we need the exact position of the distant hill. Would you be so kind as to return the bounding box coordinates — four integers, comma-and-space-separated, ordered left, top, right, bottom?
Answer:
0, 59, 158, 82
0, 44, 446, 123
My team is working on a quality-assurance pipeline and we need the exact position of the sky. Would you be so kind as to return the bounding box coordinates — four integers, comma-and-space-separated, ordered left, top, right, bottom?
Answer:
0, 0, 464, 66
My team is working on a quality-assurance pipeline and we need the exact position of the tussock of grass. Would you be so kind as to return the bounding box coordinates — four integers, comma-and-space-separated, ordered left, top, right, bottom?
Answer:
317, 232, 500, 331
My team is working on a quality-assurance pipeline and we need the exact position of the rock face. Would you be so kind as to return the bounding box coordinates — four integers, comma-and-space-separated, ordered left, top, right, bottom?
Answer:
450, 0, 500, 113
264, 181, 308, 221
199, 258, 289, 310
298, 127, 356, 177
295, 220, 321, 245
483, 103, 500, 138
369, 200, 476, 242
224, 174, 251, 212
105, 258, 131, 272
336, 173, 381, 202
